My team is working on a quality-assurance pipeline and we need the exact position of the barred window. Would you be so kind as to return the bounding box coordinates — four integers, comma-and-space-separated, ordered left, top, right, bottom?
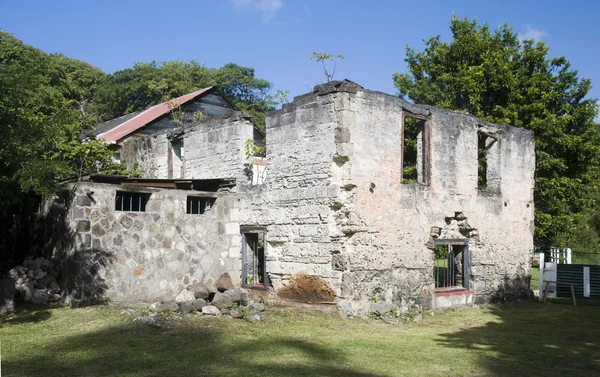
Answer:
186, 197, 216, 215
115, 191, 150, 212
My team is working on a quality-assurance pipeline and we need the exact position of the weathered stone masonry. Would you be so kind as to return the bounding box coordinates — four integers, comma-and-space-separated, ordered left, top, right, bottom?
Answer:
55, 181, 241, 303
121, 114, 255, 182
45, 80, 534, 313
242, 81, 535, 312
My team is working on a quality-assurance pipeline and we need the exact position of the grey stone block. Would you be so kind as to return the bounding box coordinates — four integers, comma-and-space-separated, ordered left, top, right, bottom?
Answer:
179, 302, 193, 314
370, 302, 391, 315
224, 289, 242, 303
193, 298, 208, 311
31, 289, 49, 305
175, 289, 195, 305
76, 220, 90, 232
246, 313, 261, 323
229, 307, 244, 319
201, 305, 221, 315
248, 302, 265, 314
216, 273, 234, 292
211, 292, 234, 310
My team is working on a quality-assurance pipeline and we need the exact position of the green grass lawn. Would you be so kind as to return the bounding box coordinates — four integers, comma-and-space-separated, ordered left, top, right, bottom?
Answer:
2, 301, 600, 377
531, 266, 540, 290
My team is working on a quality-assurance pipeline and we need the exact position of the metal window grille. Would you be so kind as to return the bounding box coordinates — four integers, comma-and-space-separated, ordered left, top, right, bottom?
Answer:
115, 191, 149, 212
186, 197, 216, 215
433, 242, 469, 289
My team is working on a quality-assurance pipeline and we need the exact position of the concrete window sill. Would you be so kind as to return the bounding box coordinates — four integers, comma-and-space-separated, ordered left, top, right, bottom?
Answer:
435, 289, 474, 297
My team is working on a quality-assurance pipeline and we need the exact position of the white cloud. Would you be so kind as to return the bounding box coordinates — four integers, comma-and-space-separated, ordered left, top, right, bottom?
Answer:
231, 0, 283, 22
519, 26, 548, 42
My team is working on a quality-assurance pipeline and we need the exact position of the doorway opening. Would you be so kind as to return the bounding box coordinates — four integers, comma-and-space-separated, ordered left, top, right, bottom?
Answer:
241, 227, 268, 289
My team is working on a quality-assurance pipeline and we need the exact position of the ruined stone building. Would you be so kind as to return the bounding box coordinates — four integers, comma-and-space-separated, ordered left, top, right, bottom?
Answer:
46, 80, 535, 314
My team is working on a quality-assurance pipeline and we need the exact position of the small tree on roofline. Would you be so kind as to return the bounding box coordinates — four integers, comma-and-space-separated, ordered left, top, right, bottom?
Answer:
311, 52, 345, 82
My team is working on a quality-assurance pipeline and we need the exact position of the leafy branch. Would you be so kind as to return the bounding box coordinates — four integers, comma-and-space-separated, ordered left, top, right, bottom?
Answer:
310, 52, 345, 82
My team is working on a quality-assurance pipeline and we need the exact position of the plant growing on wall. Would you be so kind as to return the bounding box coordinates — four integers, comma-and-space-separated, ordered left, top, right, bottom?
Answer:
243, 139, 267, 184
244, 139, 266, 159
310, 52, 345, 82
274, 89, 290, 104
167, 101, 207, 127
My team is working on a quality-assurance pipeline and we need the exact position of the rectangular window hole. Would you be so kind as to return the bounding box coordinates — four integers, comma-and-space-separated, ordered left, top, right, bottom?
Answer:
478, 131, 488, 189
402, 115, 426, 184
115, 191, 150, 212
477, 127, 500, 192
186, 197, 216, 215
434, 243, 469, 290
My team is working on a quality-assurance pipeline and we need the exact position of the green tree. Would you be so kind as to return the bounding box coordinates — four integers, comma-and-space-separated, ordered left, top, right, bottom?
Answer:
213, 63, 273, 134
393, 16, 600, 250
0, 31, 131, 202
96, 61, 273, 134
95, 60, 214, 120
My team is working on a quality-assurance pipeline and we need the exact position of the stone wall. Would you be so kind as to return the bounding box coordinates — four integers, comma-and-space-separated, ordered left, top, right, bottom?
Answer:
121, 135, 162, 178
56, 81, 534, 312
240, 89, 342, 291
183, 115, 254, 182
119, 114, 254, 182
51, 182, 242, 303
339, 88, 534, 310
243, 81, 535, 313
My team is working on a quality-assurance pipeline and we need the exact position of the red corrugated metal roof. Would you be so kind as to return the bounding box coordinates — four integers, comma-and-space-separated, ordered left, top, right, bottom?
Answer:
97, 87, 213, 142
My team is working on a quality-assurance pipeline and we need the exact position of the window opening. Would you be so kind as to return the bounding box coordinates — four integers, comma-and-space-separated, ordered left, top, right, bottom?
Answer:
115, 191, 150, 212
433, 241, 469, 290
241, 228, 267, 288
477, 126, 500, 192
478, 132, 488, 189
169, 138, 184, 179
402, 113, 428, 184
186, 197, 215, 215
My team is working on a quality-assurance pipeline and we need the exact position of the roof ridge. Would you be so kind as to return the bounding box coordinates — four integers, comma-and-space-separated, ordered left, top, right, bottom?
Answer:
97, 86, 214, 142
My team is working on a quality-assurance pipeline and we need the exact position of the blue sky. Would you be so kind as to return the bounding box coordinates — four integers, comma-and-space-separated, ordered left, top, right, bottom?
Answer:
1, 0, 598, 120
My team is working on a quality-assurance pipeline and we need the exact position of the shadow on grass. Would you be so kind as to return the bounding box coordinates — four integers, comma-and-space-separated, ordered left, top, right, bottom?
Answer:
6, 318, 385, 377
437, 300, 600, 377
0, 307, 52, 326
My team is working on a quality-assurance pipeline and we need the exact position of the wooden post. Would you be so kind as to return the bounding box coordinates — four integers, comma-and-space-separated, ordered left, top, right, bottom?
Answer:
539, 252, 545, 301
167, 142, 173, 179
584, 266, 590, 298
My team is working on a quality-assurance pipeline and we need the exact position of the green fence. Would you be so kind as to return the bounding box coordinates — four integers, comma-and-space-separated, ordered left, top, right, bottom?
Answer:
556, 264, 600, 299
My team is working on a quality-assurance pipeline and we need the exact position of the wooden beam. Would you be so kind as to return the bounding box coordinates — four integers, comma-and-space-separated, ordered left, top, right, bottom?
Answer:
121, 182, 176, 188
403, 111, 429, 121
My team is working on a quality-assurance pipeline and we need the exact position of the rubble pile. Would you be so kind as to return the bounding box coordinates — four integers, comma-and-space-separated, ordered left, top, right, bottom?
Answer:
149, 273, 266, 322
9, 257, 62, 305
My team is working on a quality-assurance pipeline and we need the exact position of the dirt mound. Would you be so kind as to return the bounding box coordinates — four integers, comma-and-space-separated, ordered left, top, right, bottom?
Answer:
277, 273, 336, 303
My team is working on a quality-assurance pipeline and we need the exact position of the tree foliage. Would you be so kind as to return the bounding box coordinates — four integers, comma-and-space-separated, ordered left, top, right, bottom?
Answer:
96, 61, 273, 134
0, 31, 131, 202
393, 16, 600, 250
0, 31, 275, 203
